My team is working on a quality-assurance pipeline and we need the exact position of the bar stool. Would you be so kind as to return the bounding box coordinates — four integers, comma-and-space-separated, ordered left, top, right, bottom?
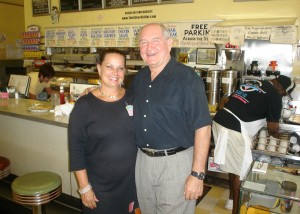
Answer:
11, 171, 62, 214
0, 156, 10, 179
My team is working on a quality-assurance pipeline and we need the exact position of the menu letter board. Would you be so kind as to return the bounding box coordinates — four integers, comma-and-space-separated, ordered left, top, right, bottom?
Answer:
82, 0, 103, 10
105, 0, 129, 8
32, 0, 50, 16
60, 0, 79, 12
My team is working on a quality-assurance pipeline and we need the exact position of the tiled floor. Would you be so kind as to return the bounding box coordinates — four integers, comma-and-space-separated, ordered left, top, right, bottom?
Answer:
1, 174, 232, 214
195, 184, 232, 214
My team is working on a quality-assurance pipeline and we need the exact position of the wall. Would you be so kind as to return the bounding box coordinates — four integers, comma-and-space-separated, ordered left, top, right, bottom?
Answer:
23, 0, 300, 30
0, 3, 24, 45
23, 0, 300, 76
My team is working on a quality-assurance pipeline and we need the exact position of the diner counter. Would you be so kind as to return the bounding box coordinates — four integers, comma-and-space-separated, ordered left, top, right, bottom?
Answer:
0, 98, 69, 127
0, 98, 78, 198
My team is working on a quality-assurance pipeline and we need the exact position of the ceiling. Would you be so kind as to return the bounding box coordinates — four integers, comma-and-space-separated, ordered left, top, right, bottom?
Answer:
0, 0, 24, 6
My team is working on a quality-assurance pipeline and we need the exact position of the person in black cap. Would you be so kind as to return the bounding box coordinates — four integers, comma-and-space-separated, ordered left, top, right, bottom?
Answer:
212, 75, 295, 214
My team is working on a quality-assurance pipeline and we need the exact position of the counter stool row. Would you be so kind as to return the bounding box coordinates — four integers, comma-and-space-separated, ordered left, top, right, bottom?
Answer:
1, 156, 62, 214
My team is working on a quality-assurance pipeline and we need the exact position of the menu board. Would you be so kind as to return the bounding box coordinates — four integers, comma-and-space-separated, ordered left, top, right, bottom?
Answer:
55, 28, 68, 47
90, 26, 104, 47
131, 0, 158, 5
32, 0, 50, 16
60, 0, 79, 12
78, 27, 91, 47
103, 26, 117, 47
82, 0, 103, 10
66, 28, 78, 47
117, 25, 130, 47
130, 25, 142, 47
45, 29, 56, 47
105, 0, 129, 8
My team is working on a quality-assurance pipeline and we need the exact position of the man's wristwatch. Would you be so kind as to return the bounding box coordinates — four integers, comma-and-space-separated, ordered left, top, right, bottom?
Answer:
191, 171, 206, 180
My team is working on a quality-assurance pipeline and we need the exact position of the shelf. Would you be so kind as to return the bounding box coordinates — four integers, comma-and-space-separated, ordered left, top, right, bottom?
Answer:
252, 149, 300, 161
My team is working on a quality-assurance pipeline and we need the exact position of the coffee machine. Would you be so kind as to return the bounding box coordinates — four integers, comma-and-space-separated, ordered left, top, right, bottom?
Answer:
219, 47, 245, 108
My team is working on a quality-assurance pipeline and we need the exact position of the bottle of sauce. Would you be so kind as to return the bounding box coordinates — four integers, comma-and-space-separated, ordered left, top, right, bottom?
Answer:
60, 85, 65, 104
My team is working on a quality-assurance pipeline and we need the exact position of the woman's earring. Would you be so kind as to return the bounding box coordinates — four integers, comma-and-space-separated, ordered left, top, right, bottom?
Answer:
98, 80, 101, 87
119, 82, 124, 87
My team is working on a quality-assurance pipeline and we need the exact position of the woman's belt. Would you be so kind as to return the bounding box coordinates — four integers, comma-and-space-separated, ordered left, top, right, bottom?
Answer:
140, 147, 187, 157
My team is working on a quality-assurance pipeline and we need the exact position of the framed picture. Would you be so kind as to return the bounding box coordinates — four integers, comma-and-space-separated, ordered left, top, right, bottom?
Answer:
196, 48, 217, 65
32, 0, 50, 16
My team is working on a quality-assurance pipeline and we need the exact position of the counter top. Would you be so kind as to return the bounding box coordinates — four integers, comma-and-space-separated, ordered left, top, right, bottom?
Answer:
0, 98, 69, 127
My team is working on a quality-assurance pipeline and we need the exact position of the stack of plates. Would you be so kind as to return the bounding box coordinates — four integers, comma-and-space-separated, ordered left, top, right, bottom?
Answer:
0, 156, 10, 179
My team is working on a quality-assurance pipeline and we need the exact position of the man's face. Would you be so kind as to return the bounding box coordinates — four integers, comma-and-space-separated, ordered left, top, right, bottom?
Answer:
39, 75, 51, 83
138, 24, 173, 70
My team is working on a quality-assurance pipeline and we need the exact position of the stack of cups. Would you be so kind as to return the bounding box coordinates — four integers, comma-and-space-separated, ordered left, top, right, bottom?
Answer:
257, 129, 267, 150
278, 138, 288, 154
289, 132, 300, 154
267, 136, 278, 152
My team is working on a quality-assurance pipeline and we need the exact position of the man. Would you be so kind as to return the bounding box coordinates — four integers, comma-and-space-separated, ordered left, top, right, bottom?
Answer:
28, 63, 57, 100
212, 75, 295, 214
132, 23, 212, 214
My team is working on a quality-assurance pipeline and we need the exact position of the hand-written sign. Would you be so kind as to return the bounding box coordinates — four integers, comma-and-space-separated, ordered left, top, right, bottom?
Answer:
230, 26, 246, 46
245, 26, 271, 40
208, 26, 231, 45
32, 0, 50, 16
270, 26, 298, 44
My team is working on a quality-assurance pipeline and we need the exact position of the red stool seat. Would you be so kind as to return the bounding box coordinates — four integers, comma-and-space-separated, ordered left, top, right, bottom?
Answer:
0, 156, 10, 179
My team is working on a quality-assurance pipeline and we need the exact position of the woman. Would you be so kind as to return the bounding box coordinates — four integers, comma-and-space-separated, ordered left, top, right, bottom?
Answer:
69, 48, 138, 213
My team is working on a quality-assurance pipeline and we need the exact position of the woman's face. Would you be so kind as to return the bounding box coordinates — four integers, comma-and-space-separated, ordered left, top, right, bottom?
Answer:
97, 53, 126, 88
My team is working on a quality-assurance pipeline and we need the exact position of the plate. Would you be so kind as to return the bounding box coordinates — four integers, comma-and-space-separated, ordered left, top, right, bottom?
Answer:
28, 106, 50, 113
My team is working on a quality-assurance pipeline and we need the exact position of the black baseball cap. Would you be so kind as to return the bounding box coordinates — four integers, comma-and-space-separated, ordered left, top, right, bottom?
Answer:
276, 75, 295, 99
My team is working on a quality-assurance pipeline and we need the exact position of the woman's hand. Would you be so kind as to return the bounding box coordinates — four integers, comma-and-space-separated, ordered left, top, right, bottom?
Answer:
81, 188, 99, 209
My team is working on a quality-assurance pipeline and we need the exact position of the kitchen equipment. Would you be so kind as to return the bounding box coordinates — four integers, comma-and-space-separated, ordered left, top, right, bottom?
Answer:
221, 69, 239, 96
206, 68, 221, 106
247, 61, 261, 76
266, 60, 280, 76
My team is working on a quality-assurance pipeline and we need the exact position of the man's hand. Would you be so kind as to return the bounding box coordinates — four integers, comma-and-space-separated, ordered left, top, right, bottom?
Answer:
267, 121, 279, 138
79, 86, 98, 98
184, 175, 203, 200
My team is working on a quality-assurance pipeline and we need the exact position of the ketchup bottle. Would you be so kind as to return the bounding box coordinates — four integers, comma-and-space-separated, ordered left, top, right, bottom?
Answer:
60, 86, 65, 104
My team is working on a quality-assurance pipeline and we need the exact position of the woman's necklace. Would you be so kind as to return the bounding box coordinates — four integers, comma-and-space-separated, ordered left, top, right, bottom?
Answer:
99, 87, 122, 100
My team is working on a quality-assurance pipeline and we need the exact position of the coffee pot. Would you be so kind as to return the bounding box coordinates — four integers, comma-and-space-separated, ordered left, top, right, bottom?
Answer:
266, 61, 280, 76
247, 61, 261, 76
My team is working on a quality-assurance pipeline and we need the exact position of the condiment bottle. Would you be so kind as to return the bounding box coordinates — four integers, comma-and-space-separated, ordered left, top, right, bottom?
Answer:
59, 86, 65, 105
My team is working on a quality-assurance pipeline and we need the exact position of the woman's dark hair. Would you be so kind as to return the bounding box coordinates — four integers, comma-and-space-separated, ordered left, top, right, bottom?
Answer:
96, 48, 126, 65
38, 63, 55, 78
